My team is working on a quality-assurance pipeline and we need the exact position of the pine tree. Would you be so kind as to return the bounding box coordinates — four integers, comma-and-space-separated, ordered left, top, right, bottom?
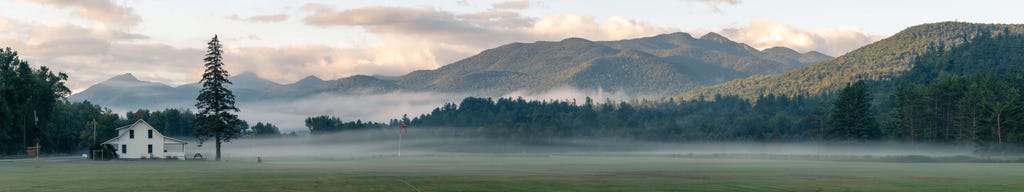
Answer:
194, 35, 242, 161
828, 81, 880, 142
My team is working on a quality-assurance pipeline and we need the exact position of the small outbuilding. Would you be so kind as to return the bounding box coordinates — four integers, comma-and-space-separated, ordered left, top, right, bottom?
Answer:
102, 119, 188, 159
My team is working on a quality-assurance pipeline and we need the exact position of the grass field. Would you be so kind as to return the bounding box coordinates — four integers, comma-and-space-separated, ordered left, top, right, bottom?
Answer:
3, 155, 1024, 191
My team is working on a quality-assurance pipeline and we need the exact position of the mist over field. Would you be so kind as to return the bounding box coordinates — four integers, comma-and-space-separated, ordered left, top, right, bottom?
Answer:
188, 127, 976, 161
106, 87, 643, 132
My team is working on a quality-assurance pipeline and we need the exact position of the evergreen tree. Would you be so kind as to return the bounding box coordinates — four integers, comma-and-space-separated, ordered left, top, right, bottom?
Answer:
828, 81, 880, 142
194, 35, 242, 161
251, 122, 281, 137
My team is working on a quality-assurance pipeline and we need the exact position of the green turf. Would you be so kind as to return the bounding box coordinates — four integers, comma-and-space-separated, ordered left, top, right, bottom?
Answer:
2, 155, 1023, 191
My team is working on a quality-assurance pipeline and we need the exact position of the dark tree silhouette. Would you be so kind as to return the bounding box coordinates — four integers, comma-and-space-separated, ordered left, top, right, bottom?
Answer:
194, 35, 242, 161
828, 81, 879, 142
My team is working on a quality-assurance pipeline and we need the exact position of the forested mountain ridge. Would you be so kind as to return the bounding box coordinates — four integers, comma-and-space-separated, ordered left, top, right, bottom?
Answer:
398, 32, 832, 94
603, 32, 827, 75
679, 22, 1024, 100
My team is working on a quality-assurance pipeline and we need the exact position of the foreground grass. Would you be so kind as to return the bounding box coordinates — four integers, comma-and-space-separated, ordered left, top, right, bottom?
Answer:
2, 155, 1024, 191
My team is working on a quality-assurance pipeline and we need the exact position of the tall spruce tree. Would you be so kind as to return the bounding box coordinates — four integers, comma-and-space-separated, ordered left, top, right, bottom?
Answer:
194, 35, 242, 161
828, 81, 880, 142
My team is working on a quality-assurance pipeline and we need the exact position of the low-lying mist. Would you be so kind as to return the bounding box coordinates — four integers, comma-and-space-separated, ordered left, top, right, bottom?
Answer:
236, 87, 644, 132
185, 127, 976, 161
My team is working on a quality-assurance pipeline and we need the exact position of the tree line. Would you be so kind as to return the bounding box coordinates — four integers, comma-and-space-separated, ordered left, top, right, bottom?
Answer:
304, 115, 389, 134
405, 95, 828, 142
0, 48, 71, 155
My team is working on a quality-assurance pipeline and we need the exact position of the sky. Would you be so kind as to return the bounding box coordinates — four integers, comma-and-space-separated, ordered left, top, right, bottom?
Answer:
1, 0, 1021, 93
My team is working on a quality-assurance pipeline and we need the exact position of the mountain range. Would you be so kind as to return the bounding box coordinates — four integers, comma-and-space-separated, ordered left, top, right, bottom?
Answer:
70, 32, 829, 109
679, 22, 1024, 100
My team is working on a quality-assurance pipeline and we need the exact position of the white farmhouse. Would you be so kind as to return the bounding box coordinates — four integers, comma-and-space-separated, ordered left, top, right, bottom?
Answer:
102, 119, 188, 159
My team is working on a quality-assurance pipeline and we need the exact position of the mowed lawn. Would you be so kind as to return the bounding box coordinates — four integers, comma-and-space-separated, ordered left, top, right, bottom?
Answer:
2, 155, 1024, 192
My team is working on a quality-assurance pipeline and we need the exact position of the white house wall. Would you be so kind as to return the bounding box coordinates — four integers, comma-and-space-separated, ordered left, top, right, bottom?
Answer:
110, 122, 167, 159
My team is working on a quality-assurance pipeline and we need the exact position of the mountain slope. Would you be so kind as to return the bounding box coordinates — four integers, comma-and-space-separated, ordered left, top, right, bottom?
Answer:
319, 75, 400, 94
69, 73, 184, 108
398, 38, 622, 93
397, 33, 830, 95
267, 75, 331, 97
567, 49, 710, 92
679, 22, 1024, 100
602, 32, 825, 75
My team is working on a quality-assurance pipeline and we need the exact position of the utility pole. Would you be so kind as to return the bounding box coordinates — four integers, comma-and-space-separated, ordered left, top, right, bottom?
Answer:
34, 141, 40, 168
92, 119, 97, 144
23, 118, 26, 149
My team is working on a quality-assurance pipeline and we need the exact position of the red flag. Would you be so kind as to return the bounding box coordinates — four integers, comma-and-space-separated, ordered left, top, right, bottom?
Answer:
401, 123, 407, 134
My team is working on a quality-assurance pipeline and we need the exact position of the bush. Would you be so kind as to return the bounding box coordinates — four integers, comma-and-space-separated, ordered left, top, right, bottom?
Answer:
88, 143, 118, 160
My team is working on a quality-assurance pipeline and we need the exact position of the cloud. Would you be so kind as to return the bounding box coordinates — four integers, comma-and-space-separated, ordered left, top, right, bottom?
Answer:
0, 17, 196, 92
491, 0, 531, 10
530, 14, 676, 40
685, 0, 740, 13
717, 19, 883, 56
17, 0, 141, 28
227, 14, 290, 23
2, 2, 684, 93
300, 4, 677, 74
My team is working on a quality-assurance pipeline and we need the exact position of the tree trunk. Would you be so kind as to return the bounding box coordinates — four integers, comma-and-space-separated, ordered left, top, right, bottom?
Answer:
996, 113, 1003, 145
971, 107, 978, 141
909, 105, 915, 145
215, 133, 222, 161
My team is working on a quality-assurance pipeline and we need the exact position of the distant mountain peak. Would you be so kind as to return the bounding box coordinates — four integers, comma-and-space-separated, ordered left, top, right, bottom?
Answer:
560, 37, 593, 44
802, 51, 829, 56
657, 32, 695, 39
298, 75, 323, 82
762, 47, 800, 55
344, 75, 382, 81
700, 32, 730, 42
109, 73, 139, 82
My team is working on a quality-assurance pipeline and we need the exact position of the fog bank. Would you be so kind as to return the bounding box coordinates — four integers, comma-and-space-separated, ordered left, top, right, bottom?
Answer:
179, 128, 976, 161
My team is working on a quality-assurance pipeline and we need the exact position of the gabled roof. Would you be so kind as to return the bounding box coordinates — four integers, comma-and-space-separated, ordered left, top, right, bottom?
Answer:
101, 119, 189, 145
103, 120, 145, 144
115, 119, 146, 130
101, 135, 121, 145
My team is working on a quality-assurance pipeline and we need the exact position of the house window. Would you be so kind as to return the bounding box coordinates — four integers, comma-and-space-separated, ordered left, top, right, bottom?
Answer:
148, 130, 153, 139
129, 130, 135, 139
121, 144, 126, 154
148, 144, 153, 154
